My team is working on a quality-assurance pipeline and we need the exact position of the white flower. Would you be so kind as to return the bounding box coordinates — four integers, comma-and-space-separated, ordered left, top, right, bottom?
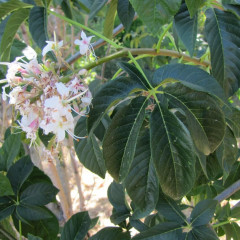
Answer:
44, 96, 62, 109
18, 111, 39, 144
2, 85, 9, 101
74, 31, 94, 55
55, 82, 70, 98
9, 86, 26, 105
42, 40, 63, 56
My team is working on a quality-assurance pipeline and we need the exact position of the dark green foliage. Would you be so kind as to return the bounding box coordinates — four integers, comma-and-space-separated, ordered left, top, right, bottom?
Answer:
174, 2, 198, 56
74, 117, 106, 178
60, 212, 91, 240
117, 0, 135, 31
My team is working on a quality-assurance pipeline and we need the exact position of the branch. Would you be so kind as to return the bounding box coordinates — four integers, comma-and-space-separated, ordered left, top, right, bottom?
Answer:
83, 48, 210, 70
214, 179, 240, 202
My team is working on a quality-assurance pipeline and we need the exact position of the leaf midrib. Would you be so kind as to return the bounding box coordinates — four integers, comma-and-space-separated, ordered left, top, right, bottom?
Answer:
119, 98, 148, 180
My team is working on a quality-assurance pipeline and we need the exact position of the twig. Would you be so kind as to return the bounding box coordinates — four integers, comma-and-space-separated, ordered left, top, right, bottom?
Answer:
214, 180, 240, 202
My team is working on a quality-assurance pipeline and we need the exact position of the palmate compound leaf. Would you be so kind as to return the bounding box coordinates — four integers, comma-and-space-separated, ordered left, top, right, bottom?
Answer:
103, 96, 148, 182
174, 2, 198, 56
74, 117, 106, 178
87, 76, 147, 134
150, 102, 196, 200
163, 82, 226, 155
125, 129, 159, 219
205, 8, 240, 97
129, 0, 181, 35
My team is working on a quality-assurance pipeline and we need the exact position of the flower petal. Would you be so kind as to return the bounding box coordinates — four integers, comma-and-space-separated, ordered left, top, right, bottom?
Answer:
80, 44, 89, 55
74, 39, 82, 45
81, 31, 87, 40
55, 82, 69, 98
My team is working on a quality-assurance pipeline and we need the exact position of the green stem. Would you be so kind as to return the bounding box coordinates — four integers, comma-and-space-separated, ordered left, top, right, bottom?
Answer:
47, 10, 121, 49
212, 218, 240, 228
127, 51, 151, 86
112, 54, 152, 79
156, 23, 173, 52
19, 220, 22, 240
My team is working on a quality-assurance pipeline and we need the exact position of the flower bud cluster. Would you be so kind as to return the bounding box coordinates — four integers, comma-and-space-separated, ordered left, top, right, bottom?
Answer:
1, 32, 94, 145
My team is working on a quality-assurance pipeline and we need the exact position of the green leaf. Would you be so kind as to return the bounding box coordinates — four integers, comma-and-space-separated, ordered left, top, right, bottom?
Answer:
150, 103, 196, 200
152, 63, 225, 99
174, 2, 198, 56
0, 8, 30, 62
23, 166, 53, 188
89, 227, 131, 240
0, 0, 32, 19
28, 234, 43, 240
7, 156, 34, 194
103, 97, 148, 182
38, 128, 54, 147
20, 182, 58, 205
108, 182, 130, 224
0, 205, 15, 222
0, 133, 21, 171
29, 6, 54, 59
118, 62, 151, 89
190, 199, 218, 227
130, 218, 149, 232
190, 225, 218, 240
16, 205, 52, 221
216, 126, 238, 176
132, 222, 182, 240
103, 0, 117, 39
61, 0, 73, 19
222, 222, 240, 240
60, 211, 91, 240
117, 0, 135, 31
13, 207, 59, 240
129, 0, 181, 35
163, 82, 225, 155
226, 106, 240, 138
205, 8, 240, 97
185, 0, 206, 18
0, 173, 14, 197
87, 76, 145, 133
10, 39, 27, 62
156, 191, 186, 224
125, 130, 159, 218
89, 0, 108, 19
74, 118, 106, 178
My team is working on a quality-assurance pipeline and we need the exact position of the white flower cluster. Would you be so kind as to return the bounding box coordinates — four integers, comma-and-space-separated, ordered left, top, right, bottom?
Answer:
0, 31, 94, 145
